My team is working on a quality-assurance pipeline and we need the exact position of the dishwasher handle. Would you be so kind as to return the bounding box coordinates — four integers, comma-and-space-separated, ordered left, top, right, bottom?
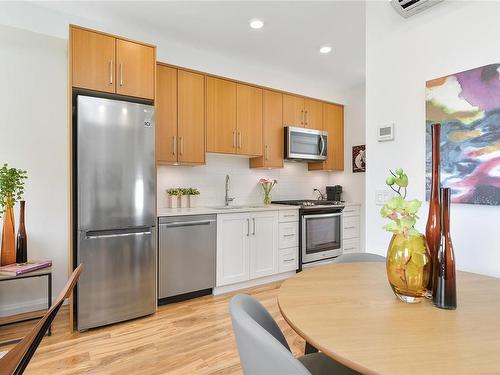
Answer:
162, 219, 215, 228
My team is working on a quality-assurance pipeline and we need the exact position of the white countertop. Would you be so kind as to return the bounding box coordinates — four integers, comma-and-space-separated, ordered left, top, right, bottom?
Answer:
157, 204, 299, 217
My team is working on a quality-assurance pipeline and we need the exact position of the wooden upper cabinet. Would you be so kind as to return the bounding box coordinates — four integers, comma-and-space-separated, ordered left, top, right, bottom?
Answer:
70, 26, 155, 100
304, 99, 323, 130
283, 94, 305, 127
237, 84, 263, 156
71, 27, 115, 93
156, 65, 178, 164
250, 90, 283, 169
116, 39, 155, 100
178, 70, 205, 164
309, 103, 344, 171
206, 77, 237, 154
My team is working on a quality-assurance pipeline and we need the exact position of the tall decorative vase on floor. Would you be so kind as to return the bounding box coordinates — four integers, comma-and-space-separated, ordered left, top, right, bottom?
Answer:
16, 200, 28, 264
432, 188, 457, 310
425, 123, 441, 291
1, 204, 16, 266
0, 164, 28, 266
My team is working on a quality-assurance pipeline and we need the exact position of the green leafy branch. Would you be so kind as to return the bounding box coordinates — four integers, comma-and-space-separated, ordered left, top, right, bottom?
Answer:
380, 168, 421, 238
0, 163, 28, 217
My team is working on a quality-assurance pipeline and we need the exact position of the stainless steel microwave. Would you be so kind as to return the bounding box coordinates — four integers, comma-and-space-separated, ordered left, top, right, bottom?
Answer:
284, 126, 328, 161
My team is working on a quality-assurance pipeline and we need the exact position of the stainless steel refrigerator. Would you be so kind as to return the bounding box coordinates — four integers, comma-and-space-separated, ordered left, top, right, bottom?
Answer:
76, 95, 156, 331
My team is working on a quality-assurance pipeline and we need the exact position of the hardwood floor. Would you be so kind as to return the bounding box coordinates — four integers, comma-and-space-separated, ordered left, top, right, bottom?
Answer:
0, 281, 305, 374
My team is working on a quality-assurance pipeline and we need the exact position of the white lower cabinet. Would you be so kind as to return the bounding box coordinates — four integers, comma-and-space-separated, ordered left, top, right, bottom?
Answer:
217, 211, 278, 287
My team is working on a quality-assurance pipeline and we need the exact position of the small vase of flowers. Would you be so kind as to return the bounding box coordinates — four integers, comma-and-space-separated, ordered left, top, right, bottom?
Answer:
187, 188, 200, 208
259, 178, 277, 206
381, 168, 431, 303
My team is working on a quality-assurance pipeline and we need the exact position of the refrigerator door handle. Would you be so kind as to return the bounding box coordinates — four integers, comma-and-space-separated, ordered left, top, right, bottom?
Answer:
84, 227, 153, 240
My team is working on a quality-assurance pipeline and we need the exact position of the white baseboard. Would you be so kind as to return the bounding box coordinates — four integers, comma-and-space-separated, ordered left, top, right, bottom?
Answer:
0, 298, 49, 318
213, 271, 296, 296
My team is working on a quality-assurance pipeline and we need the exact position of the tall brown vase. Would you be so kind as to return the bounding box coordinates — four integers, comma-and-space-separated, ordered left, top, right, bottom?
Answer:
432, 188, 457, 310
1, 205, 16, 266
425, 123, 441, 290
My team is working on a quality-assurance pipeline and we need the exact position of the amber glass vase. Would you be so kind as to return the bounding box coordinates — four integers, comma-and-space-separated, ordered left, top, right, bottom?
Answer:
1, 205, 16, 266
425, 123, 441, 291
386, 233, 431, 303
432, 188, 457, 310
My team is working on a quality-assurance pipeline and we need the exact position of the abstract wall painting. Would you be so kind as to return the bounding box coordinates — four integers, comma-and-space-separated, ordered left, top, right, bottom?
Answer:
352, 145, 366, 173
426, 63, 500, 206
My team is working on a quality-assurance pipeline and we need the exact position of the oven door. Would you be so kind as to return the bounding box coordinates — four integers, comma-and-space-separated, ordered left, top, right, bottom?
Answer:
301, 212, 342, 263
285, 126, 327, 161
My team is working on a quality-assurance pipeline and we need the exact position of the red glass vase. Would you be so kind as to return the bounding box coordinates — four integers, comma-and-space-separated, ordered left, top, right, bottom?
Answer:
432, 188, 457, 310
425, 123, 441, 290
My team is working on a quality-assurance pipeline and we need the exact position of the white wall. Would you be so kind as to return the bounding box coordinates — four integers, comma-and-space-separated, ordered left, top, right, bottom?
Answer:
330, 83, 366, 250
158, 155, 330, 208
365, 1, 499, 277
0, 25, 67, 316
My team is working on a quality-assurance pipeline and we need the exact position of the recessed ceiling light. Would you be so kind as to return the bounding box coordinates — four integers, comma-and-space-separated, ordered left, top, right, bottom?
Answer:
319, 46, 332, 54
249, 18, 264, 29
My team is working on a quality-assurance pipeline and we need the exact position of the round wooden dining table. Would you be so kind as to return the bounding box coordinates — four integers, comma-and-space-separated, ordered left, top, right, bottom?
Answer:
278, 262, 500, 375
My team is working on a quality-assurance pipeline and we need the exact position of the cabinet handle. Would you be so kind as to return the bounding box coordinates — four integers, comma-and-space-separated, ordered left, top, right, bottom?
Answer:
283, 233, 295, 237
252, 218, 256, 235
284, 214, 296, 217
300, 110, 304, 125
238, 131, 242, 149
109, 61, 113, 84
344, 210, 355, 213
247, 218, 250, 236
232, 131, 236, 148
179, 136, 184, 155
119, 63, 123, 86
283, 258, 295, 262
305, 111, 309, 126
265, 145, 269, 160
172, 136, 176, 156
344, 247, 356, 251
345, 226, 356, 229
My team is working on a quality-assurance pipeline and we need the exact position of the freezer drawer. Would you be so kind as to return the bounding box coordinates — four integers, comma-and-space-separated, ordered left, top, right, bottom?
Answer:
77, 226, 156, 331
158, 215, 216, 299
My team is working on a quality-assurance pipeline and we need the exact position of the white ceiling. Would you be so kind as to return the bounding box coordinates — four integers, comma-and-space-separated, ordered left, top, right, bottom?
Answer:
39, 1, 366, 92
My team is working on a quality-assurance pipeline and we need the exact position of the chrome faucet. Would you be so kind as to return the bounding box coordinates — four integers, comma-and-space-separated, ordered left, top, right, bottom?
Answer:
225, 175, 235, 206
313, 188, 326, 201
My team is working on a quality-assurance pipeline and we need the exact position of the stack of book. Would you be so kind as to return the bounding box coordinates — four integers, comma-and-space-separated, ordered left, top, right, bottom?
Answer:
0, 260, 52, 276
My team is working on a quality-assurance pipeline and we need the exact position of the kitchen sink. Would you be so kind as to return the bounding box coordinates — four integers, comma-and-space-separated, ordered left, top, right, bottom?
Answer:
212, 205, 266, 210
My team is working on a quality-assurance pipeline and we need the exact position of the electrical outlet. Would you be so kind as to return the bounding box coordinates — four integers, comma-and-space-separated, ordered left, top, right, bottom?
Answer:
375, 189, 392, 206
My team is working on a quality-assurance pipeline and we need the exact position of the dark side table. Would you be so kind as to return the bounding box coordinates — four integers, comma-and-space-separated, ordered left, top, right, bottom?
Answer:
0, 267, 52, 346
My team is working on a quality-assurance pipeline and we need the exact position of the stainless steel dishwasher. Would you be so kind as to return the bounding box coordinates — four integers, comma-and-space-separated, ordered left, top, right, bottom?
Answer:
158, 215, 216, 303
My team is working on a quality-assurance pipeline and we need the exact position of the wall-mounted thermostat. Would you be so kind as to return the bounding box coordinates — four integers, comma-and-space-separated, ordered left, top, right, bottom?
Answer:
378, 123, 394, 142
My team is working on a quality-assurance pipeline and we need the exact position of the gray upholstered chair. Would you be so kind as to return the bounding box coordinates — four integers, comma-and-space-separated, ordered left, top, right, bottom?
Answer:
332, 252, 385, 263
229, 294, 359, 375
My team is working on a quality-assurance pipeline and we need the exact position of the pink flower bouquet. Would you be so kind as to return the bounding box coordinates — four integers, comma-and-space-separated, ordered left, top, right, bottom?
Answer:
259, 178, 277, 205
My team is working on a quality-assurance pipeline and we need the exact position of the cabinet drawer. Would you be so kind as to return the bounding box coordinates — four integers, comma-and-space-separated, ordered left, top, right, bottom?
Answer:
279, 210, 299, 223
278, 247, 298, 273
343, 215, 360, 240
343, 238, 360, 254
343, 205, 360, 217
279, 222, 298, 249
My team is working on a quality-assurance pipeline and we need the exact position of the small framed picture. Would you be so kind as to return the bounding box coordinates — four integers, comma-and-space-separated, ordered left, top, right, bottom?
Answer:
352, 145, 366, 173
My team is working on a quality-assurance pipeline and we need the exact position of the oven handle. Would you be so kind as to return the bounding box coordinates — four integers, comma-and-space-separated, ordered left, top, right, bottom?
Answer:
301, 212, 342, 219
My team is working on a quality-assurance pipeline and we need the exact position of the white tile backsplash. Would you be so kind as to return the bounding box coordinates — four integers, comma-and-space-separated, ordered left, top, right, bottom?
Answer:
157, 154, 330, 208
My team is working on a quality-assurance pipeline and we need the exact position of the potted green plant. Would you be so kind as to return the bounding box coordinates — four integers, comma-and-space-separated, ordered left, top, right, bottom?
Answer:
179, 188, 189, 208
380, 168, 431, 303
0, 164, 27, 266
187, 188, 200, 208
166, 188, 182, 209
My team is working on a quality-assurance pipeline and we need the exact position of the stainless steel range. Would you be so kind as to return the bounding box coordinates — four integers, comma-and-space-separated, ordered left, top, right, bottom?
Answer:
272, 200, 345, 269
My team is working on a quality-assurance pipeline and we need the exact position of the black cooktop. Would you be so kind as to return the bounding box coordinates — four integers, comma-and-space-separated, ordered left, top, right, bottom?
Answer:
272, 199, 345, 208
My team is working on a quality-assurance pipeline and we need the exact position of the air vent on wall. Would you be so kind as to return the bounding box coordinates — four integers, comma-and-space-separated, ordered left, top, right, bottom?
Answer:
390, 0, 443, 18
